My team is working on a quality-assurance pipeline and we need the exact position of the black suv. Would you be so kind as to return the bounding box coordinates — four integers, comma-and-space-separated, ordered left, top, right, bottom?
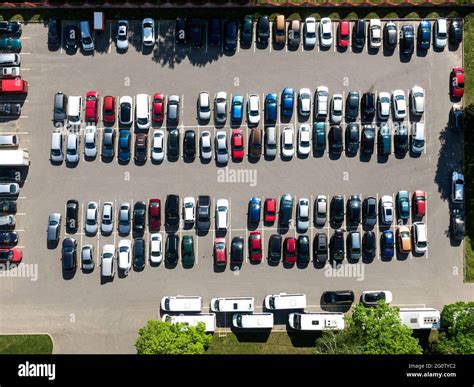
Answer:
361, 92, 375, 122
330, 229, 345, 262
330, 196, 344, 225
323, 290, 355, 305
197, 196, 211, 230
345, 123, 359, 155
165, 195, 180, 229
352, 20, 366, 49
48, 18, 61, 50
347, 195, 361, 225
190, 18, 203, 48
314, 233, 328, 263
66, 199, 79, 232
208, 18, 222, 46
346, 91, 359, 120
133, 201, 146, 235
268, 234, 282, 263
62, 238, 77, 272
256, 16, 270, 45
184, 130, 196, 160
400, 24, 414, 55
133, 238, 146, 270
166, 234, 179, 264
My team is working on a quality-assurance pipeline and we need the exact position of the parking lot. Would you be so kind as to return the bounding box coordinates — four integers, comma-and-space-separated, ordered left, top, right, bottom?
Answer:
0, 18, 472, 353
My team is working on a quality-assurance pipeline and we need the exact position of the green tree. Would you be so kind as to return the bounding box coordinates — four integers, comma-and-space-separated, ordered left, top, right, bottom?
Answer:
135, 320, 212, 355
315, 303, 423, 355
430, 301, 474, 354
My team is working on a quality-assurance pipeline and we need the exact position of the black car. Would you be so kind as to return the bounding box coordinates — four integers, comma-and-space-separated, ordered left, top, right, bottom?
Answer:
322, 290, 355, 306
361, 125, 375, 154
102, 128, 115, 159
329, 125, 343, 155
347, 195, 361, 225
119, 99, 132, 125
133, 201, 146, 235
240, 15, 253, 46
175, 17, 187, 44
346, 91, 359, 120
231, 236, 244, 263
0, 103, 20, 117
64, 25, 78, 51
400, 24, 414, 55
53, 91, 67, 123
395, 123, 408, 155
166, 234, 179, 264
313, 233, 328, 263
450, 209, 465, 241
363, 231, 376, 260
297, 235, 310, 264
330, 229, 345, 262
0, 21, 21, 34
48, 18, 61, 50
190, 18, 203, 48
330, 196, 344, 225
165, 194, 180, 229
208, 18, 222, 46
449, 20, 463, 44
384, 22, 397, 49
62, 237, 77, 272
268, 234, 282, 263
0, 200, 16, 214
66, 199, 79, 232
352, 19, 366, 49
363, 197, 377, 227
225, 20, 238, 51
197, 195, 211, 230
134, 134, 147, 163
450, 105, 463, 131
167, 129, 180, 160
133, 238, 146, 270
184, 130, 196, 160
0, 231, 18, 245
345, 123, 359, 155
256, 16, 270, 45
361, 92, 375, 122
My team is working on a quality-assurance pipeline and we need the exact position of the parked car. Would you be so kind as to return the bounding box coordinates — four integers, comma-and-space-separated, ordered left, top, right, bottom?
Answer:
392, 89, 407, 120
314, 233, 328, 263
118, 202, 131, 234
167, 95, 180, 123
313, 122, 326, 152
281, 126, 295, 158
417, 20, 431, 50
183, 130, 196, 160
412, 190, 426, 218
247, 94, 260, 125
133, 201, 146, 235
450, 67, 464, 98
48, 18, 61, 49
149, 198, 161, 231
378, 124, 391, 156
224, 20, 238, 51
331, 94, 343, 124
296, 198, 310, 231
249, 232, 262, 262
231, 236, 244, 264
241, 15, 253, 46
81, 244, 94, 271
450, 209, 465, 241
338, 20, 350, 48
281, 88, 295, 118
450, 104, 463, 131
397, 226, 411, 253
369, 19, 382, 49
256, 16, 270, 45
167, 129, 179, 160
347, 195, 361, 225
248, 197, 261, 224
268, 234, 282, 264
330, 195, 344, 225
118, 130, 131, 162
381, 230, 395, 259
345, 123, 359, 155
288, 19, 301, 47
363, 231, 376, 260
378, 92, 391, 121
0, 247, 21, 264
0, 21, 21, 34
304, 17, 317, 47
165, 194, 180, 229
85, 91, 100, 123
151, 129, 164, 162
62, 238, 77, 272
380, 195, 394, 224
181, 235, 195, 266
198, 91, 211, 122
434, 18, 448, 49
231, 95, 244, 123
361, 125, 375, 155
449, 19, 463, 44
283, 237, 297, 264
451, 171, 464, 204
118, 239, 132, 273
116, 20, 129, 50
215, 131, 229, 164
175, 17, 187, 44
142, 18, 155, 47
0, 231, 17, 245
0, 37, 21, 51
166, 234, 179, 264
47, 212, 61, 242
214, 238, 227, 266
85, 201, 98, 234
149, 233, 163, 264
363, 196, 377, 227
84, 125, 97, 158
400, 24, 414, 55
264, 198, 277, 224
330, 229, 344, 262
183, 197, 195, 225
361, 291, 393, 307
298, 125, 311, 156
319, 17, 332, 47
200, 131, 212, 160
119, 96, 133, 125
134, 133, 148, 163
190, 18, 203, 48
214, 91, 227, 124
66, 199, 79, 232
323, 290, 354, 306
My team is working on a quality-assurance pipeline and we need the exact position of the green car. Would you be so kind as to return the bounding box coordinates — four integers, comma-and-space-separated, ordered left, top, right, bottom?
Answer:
279, 194, 293, 225
313, 122, 326, 152
0, 37, 21, 51
396, 190, 410, 220
181, 235, 195, 267
378, 124, 391, 156
297, 235, 310, 264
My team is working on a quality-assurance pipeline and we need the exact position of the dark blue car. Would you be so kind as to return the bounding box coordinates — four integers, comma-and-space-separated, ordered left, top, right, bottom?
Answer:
265, 93, 278, 123
381, 230, 394, 259
417, 20, 431, 49
281, 88, 295, 118
231, 95, 244, 122
118, 129, 131, 162
248, 197, 261, 224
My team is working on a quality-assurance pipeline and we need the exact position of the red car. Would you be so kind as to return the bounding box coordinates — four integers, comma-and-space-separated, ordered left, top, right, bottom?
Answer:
412, 190, 426, 217
214, 238, 227, 266
148, 199, 161, 231
231, 129, 244, 160
85, 91, 100, 122
0, 248, 22, 264
249, 231, 262, 262
338, 20, 350, 48
451, 67, 464, 98
264, 198, 277, 223
283, 237, 297, 264
103, 95, 116, 124
153, 93, 165, 122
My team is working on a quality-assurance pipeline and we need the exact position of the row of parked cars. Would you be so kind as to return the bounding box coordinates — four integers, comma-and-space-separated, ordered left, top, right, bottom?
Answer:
0, 180, 21, 265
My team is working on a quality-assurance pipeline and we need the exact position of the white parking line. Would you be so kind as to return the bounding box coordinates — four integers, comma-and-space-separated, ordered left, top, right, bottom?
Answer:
108, 21, 113, 54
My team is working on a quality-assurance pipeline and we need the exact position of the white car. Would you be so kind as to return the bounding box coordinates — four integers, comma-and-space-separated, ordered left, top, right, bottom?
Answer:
85, 201, 98, 234
281, 126, 295, 158
216, 199, 229, 231
434, 18, 447, 49
298, 124, 311, 155
183, 197, 196, 224
119, 96, 133, 125
247, 94, 260, 125
151, 129, 164, 162
369, 19, 382, 48
214, 91, 227, 124
101, 244, 115, 278
116, 20, 129, 50
361, 291, 393, 306
410, 86, 425, 115
331, 94, 343, 124
118, 202, 130, 235
378, 92, 391, 120
316, 86, 329, 116
66, 133, 79, 163
84, 125, 97, 158
149, 233, 163, 264
215, 131, 228, 164
315, 195, 327, 226
297, 198, 310, 231
1, 66, 20, 78
0, 183, 19, 195
380, 195, 394, 225
142, 18, 155, 47
298, 88, 311, 116
304, 17, 317, 47
319, 17, 332, 47
118, 239, 132, 273
198, 91, 211, 121
451, 171, 464, 204
200, 131, 212, 160
392, 89, 407, 120
101, 201, 114, 234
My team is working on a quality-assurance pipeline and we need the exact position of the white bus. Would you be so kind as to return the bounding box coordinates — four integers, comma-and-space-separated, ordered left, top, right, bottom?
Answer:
398, 308, 440, 329
288, 312, 345, 331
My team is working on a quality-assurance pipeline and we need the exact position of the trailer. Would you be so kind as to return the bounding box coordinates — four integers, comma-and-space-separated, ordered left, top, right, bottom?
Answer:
0, 149, 30, 167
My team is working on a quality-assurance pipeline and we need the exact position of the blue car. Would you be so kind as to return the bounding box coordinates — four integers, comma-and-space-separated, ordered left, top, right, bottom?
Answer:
381, 230, 394, 259
118, 129, 131, 162
281, 88, 295, 118
417, 20, 431, 50
248, 197, 262, 224
231, 95, 244, 122
265, 93, 278, 123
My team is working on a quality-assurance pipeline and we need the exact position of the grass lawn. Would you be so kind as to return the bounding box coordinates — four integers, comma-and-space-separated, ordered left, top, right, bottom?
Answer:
206, 331, 318, 354
0, 335, 53, 354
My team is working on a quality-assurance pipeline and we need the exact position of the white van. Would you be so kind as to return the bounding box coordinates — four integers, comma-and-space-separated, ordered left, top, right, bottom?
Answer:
210, 297, 254, 313
101, 244, 115, 278
0, 135, 18, 148
160, 295, 202, 312
288, 312, 345, 331
0, 54, 20, 66
215, 199, 229, 231
67, 96, 82, 126
412, 222, 427, 253
163, 313, 216, 332
50, 132, 63, 162
264, 293, 307, 310
136, 94, 151, 130
232, 313, 274, 329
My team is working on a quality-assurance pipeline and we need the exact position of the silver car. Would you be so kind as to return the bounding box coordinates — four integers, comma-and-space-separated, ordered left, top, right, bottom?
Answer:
151, 129, 164, 162
214, 92, 227, 124
118, 202, 131, 235
66, 133, 80, 164
297, 198, 310, 231
167, 95, 180, 123
215, 131, 228, 164
198, 91, 211, 121
200, 131, 212, 160
81, 244, 95, 271
47, 212, 61, 242
116, 20, 129, 50
85, 201, 98, 234
84, 125, 97, 158
315, 195, 327, 226
101, 202, 114, 234
142, 18, 155, 47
